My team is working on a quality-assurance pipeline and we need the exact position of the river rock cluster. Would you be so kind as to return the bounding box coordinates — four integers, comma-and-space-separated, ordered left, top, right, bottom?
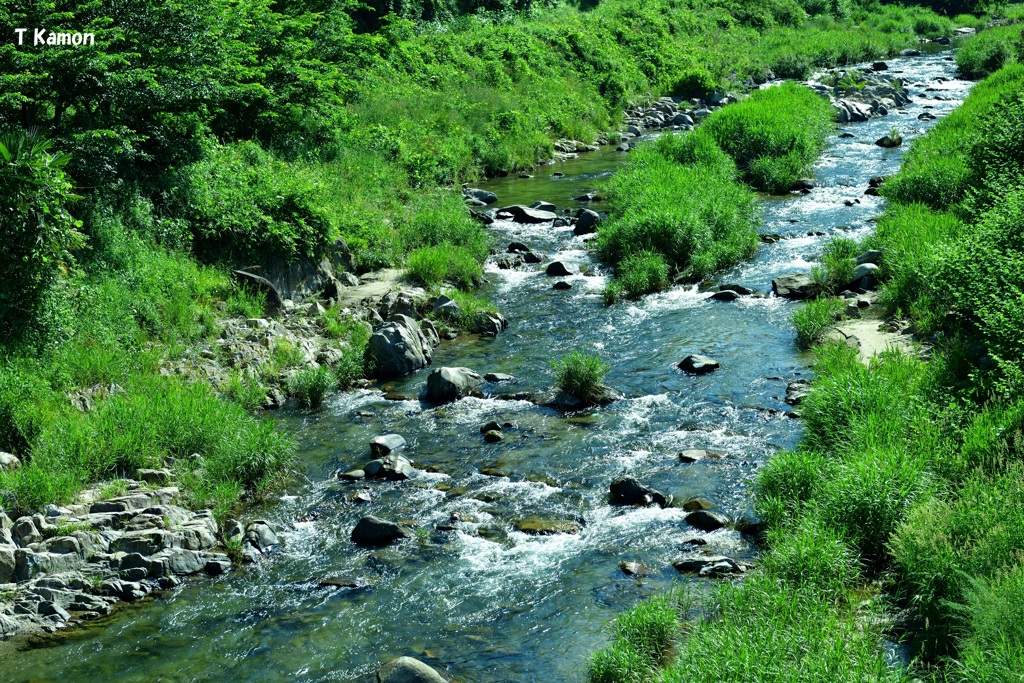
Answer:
0, 479, 279, 639
809, 65, 913, 122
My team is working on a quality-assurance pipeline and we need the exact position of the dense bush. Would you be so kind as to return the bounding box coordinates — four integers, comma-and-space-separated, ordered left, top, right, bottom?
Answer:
617, 251, 669, 297
955, 24, 1021, 78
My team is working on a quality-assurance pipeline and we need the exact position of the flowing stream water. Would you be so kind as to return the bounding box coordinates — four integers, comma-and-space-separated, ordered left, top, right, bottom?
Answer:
2, 49, 970, 683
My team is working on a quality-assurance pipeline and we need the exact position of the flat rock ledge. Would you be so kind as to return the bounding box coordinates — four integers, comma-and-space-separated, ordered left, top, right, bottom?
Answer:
0, 482, 277, 641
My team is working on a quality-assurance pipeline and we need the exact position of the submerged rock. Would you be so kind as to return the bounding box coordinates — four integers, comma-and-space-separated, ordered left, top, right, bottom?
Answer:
378, 656, 447, 683
514, 516, 580, 535
685, 510, 729, 532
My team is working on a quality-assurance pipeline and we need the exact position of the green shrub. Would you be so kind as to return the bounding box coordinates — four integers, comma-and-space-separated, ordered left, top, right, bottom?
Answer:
0, 131, 84, 337
603, 280, 624, 306
956, 25, 1020, 79
791, 298, 843, 349
599, 146, 760, 282
406, 245, 483, 289
551, 350, 610, 402
617, 251, 669, 297
756, 449, 832, 528
288, 366, 336, 409
701, 82, 835, 193
951, 565, 1024, 683
812, 236, 859, 293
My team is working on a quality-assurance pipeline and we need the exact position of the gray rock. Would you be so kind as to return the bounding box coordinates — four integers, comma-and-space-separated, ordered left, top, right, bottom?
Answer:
900, 49, 921, 57
710, 290, 740, 302
678, 449, 706, 463
370, 434, 407, 457
14, 517, 41, 546
351, 516, 412, 546
15, 549, 84, 582
244, 521, 279, 552
610, 477, 671, 508
473, 311, 508, 336
367, 314, 433, 377
425, 367, 484, 405
484, 373, 516, 383
529, 201, 556, 212
545, 261, 576, 277
875, 134, 902, 148
43, 536, 82, 556
719, 284, 752, 295
685, 510, 729, 532
573, 209, 601, 235
785, 380, 811, 406
772, 272, 816, 300
223, 520, 244, 544
553, 281, 572, 290
674, 555, 743, 576
0, 546, 14, 582
0, 452, 20, 471
420, 319, 440, 349
364, 454, 414, 481
463, 188, 497, 205
851, 262, 880, 288
339, 469, 365, 481
513, 516, 580, 535
496, 205, 557, 224
378, 656, 447, 683
678, 355, 720, 374
39, 601, 71, 621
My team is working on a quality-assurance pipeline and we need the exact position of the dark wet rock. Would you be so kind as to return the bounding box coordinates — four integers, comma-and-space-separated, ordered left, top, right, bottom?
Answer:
856, 250, 882, 266
876, 134, 902, 148
522, 251, 542, 264
545, 261, 576, 277
339, 469, 365, 481
530, 200, 556, 212
839, 132, 856, 138
497, 205, 557, 224
851, 262, 880, 289
678, 450, 706, 463
484, 373, 516, 383
464, 188, 497, 205
735, 513, 766, 537
473, 311, 509, 337
872, 61, 888, 71
674, 555, 744, 576
900, 48, 921, 57
483, 430, 504, 443
530, 385, 621, 410
425, 367, 484, 405
710, 290, 740, 302
772, 272, 816, 300
678, 355, 720, 374
352, 516, 412, 546
682, 497, 714, 512
685, 510, 729, 532
573, 209, 601, 235
573, 191, 600, 202
318, 575, 371, 590
479, 421, 502, 434
507, 241, 531, 254
378, 656, 447, 683
793, 178, 816, 191
553, 281, 572, 290
514, 516, 580, 535
919, 112, 937, 121
719, 284, 752, 295
432, 295, 462, 320
370, 434, 407, 457
244, 521, 279, 553
785, 380, 811, 406
609, 477, 672, 508
480, 466, 508, 477
367, 314, 433, 377
364, 454, 414, 481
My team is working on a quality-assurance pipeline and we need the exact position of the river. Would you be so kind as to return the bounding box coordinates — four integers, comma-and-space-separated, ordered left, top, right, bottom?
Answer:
2, 49, 970, 683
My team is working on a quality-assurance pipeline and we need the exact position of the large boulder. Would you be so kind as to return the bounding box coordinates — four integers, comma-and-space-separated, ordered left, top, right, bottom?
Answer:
364, 454, 414, 481
352, 516, 412, 546
610, 477, 671, 508
545, 261, 577, 277
496, 205, 558, 224
464, 188, 497, 205
573, 209, 601, 236
378, 656, 447, 683
678, 355, 720, 374
772, 273, 815, 300
367, 314, 433, 377
685, 510, 729, 532
425, 367, 484, 405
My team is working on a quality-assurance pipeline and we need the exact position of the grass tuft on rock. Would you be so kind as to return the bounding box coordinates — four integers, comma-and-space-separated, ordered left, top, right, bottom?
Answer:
551, 350, 610, 403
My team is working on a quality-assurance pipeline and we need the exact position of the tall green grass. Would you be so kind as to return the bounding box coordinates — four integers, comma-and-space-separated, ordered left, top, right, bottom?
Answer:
551, 350, 611, 402
792, 298, 844, 349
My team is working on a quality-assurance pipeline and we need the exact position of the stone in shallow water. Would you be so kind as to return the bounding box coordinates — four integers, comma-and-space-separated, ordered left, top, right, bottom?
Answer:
351, 516, 412, 546
678, 355, 720, 374
378, 656, 447, 683
685, 510, 729, 532
678, 450, 706, 463
370, 434, 406, 457
513, 516, 580, 535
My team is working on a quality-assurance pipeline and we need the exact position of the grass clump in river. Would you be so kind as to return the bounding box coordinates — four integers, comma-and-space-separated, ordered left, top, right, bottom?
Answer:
552, 350, 610, 403
791, 298, 844, 349
288, 366, 336, 410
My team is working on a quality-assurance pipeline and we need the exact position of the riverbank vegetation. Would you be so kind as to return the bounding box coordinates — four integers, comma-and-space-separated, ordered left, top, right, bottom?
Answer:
589, 29, 1024, 683
0, 0, 1005, 521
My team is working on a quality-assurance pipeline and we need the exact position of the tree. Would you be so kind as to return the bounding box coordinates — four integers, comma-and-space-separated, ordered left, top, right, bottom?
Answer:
0, 130, 84, 335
